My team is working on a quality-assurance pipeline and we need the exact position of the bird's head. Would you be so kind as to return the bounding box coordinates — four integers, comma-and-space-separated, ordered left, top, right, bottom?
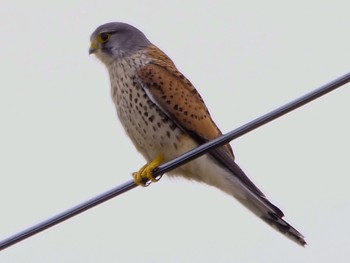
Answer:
89, 22, 151, 64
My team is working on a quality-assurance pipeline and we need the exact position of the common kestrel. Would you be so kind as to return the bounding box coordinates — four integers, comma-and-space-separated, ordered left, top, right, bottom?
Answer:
89, 22, 306, 246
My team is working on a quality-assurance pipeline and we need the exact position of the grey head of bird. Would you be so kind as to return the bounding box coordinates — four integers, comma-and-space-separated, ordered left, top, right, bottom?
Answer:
89, 22, 151, 63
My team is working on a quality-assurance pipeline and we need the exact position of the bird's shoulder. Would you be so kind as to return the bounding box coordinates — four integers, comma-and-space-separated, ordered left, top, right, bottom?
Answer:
136, 44, 234, 158
144, 45, 204, 103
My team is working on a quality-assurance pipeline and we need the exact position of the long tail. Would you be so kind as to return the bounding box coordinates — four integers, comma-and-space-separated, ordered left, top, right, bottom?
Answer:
209, 152, 306, 246
224, 176, 305, 245
224, 161, 306, 246
260, 208, 306, 246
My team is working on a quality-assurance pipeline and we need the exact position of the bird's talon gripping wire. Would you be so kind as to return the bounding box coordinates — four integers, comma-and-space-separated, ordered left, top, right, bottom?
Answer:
132, 154, 164, 187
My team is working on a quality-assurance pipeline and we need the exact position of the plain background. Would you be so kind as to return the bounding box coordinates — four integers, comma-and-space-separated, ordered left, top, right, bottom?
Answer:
1, 1, 349, 262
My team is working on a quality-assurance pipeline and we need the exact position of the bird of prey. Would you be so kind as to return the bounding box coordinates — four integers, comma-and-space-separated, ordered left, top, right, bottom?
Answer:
89, 22, 306, 246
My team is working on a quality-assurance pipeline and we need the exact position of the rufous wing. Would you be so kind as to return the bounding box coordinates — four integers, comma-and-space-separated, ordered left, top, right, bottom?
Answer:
136, 45, 267, 198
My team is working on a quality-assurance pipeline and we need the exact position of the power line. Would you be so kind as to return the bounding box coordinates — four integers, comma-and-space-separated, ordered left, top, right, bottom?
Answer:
0, 72, 349, 251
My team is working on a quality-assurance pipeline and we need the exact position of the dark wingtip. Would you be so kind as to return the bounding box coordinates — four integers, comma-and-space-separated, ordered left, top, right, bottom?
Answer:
262, 213, 306, 247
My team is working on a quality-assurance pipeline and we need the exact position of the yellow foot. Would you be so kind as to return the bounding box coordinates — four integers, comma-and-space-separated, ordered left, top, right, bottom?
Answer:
132, 154, 164, 186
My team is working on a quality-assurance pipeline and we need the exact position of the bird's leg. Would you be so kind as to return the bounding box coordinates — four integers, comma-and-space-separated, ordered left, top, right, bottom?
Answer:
132, 154, 164, 186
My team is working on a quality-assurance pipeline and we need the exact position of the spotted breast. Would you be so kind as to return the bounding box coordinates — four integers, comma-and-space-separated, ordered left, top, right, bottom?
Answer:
107, 50, 193, 163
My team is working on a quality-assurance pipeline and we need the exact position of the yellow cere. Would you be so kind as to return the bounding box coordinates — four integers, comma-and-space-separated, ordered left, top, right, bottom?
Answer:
90, 42, 98, 50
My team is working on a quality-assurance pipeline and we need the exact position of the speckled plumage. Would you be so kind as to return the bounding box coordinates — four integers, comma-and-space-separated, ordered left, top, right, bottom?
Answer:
107, 49, 185, 162
90, 22, 306, 246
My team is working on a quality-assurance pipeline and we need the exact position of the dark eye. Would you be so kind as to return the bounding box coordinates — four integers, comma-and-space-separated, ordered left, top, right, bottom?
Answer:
97, 32, 111, 43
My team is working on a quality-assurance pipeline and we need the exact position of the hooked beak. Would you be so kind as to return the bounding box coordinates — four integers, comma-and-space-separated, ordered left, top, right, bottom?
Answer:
89, 42, 98, 55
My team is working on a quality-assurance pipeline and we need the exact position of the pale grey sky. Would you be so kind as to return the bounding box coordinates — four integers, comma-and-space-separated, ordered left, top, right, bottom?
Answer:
1, 1, 349, 262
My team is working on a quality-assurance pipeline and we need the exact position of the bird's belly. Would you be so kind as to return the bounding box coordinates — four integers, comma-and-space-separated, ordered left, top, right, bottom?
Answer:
109, 68, 228, 187
111, 76, 192, 163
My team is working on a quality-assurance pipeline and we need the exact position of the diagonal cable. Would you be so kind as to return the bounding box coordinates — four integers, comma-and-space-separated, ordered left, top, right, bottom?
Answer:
0, 72, 349, 251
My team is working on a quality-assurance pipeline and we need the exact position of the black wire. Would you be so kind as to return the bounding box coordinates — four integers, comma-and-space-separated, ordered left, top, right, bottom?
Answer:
154, 71, 350, 176
0, 72, 349, 251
